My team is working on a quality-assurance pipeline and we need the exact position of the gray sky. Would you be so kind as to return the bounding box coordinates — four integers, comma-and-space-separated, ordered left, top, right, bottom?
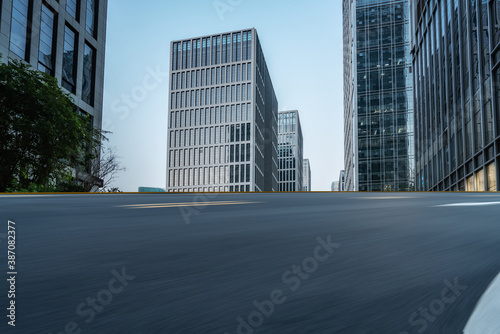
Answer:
103, 0, 344, 191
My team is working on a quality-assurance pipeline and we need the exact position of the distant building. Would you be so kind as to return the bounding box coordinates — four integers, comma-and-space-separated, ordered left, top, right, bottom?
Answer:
339, 170, 345, 191
278, 110, 303, 191
138, 187, 165, 193
331, 181, 339, 191
303, 158, 311, 191
166, 29, 279, 192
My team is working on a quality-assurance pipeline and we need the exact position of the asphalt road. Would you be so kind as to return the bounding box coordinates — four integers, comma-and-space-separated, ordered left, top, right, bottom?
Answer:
0, 192, 499, 333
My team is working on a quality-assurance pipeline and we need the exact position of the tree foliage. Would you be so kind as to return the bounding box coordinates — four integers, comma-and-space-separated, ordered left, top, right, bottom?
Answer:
0, 58, 98, 192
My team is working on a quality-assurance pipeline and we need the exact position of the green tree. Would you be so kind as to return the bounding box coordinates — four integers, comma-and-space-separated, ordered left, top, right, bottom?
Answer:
0, 57, 99, 192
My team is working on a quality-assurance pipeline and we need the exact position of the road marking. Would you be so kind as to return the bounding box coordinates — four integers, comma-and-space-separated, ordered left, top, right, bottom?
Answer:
434, 202, 500, 207
463, 273, 500, 334
118, 201, 260, 209
356, 197, 416, 200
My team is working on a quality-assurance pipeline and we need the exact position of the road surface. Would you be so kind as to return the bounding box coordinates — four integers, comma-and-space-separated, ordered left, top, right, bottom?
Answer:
0, 192, 499, 333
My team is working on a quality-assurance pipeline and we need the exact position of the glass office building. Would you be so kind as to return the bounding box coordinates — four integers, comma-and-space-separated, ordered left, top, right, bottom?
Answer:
0, 0, 107, 128
344, 0, 415, 191
277, 110, 303, 192
412, 0, 500, 191
166, 29, 279, 192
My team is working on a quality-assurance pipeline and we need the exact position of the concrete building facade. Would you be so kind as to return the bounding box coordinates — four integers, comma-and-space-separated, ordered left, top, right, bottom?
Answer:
166, 29, 279, 192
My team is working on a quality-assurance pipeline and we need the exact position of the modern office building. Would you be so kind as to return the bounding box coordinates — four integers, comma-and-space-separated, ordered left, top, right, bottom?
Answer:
339, 169, 345, 191
331, 181, 339, 191
303, 158, 311, 191
343, 0, 415, 191
412, 0, 500, 191
277, 110, 303, 192
1, 0, 107, 133
166, 28, 279, 192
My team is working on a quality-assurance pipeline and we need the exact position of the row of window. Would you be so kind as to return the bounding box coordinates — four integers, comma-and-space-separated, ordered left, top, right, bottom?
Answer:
170, 85, 252, 109
358, 113, 414, 136
278, 133, 297, 145
278, 112, 297, 133
358, 90, 412, 115
172, 30, 252, 71
358, 136, 414, 161
171, 63, 252, 90
8, 1, 96, 105
167, 164, 251, 187
464, 163, 497, 191
168, 185, 251, 193
279, 182, 298, 192
356, 24, 409, 49
357, 46, 409, 69
66, 0, 98, 38
170, 106, 252, 129
170, 123, 251, 147
278, 145, 297, 159
279, 157, 298, 171
356, 2, 407, 27
357, 67, 411, 93
169, 143, 252, 168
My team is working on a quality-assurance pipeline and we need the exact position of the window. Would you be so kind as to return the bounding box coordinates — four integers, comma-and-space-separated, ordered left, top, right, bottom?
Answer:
202, 37, 210, 67
487, 163, 496, 191
66, 0, 79, 20
9, 0, 31, 60
38, 4, 56, 75
172, 42, 181, 71
222, 34, 230, 63
232, 32, 241, 62
85, 0, 97, 38
62, 25, 78, 93
212, 35, 220, 65
192, 39, 200, 68
82, 43, 96, 106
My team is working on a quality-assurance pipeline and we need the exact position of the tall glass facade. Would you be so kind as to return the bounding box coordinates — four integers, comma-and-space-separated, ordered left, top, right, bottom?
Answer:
413, 0, 500, 191
344, 0, 415, 191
